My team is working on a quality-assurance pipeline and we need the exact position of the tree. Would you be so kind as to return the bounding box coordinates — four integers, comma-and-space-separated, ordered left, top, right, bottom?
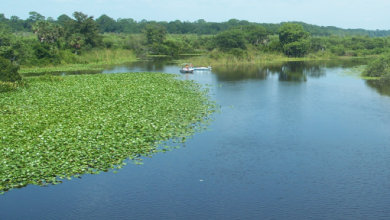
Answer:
28, 11, 45, 22
0, 14, 7, 22
64, 12, 101, 47
46, 17, 55, 23
0, 24, 33, 65
57, 14, 72, 26
196, 19, 206, 24
163, 39, 182, 55
32, 21, 63, 44
10, 16, 19, 23
363, 54, 390, 77
0, 25, 13, 59
0, 56, 21, 82
68, 33, 85, 54
233, 25, 268, 45
96, 14, 117, 33
117, 18, 138, 33
279, 23, 310, 57
215, 29, 247, 52
144, 24, 166, 45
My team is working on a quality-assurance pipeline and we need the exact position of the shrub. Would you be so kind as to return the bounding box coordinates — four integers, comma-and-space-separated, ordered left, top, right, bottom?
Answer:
363, 54, 390, 77
229, 48, 247, 59
59, 50, 79, 64
0, 57, 22, 82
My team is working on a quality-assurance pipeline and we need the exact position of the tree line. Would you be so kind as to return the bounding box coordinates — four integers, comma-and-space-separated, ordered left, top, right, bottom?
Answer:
2, 11, 390, 37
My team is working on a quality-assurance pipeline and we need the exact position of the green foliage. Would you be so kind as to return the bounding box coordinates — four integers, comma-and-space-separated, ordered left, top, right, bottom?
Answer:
0, 72, 218, 193
28, 11, 45, 22
57, 14, 72, 26
32, 21, 63, 44
3, 11, 390, 66
0, 26, 35, 65
215, 29, 247, 52
265, 35, 283, 52
279, 23, 310, 57
96, 14, 117, 33
229, 48, 248, 59
279, 23, 310, 45
0, 25, 14, 59
232, 25, 268, 45
0, 56, 21, 82
19, 49, 137, 73
4, 11, 390, 36
68, 33, 85, 54
283, 39, 310, 57
0, 81, 19, 93
330, 45, 346, 56
144, 24, 166, 45
31, 42, 61, 65
64, 12, 102, 48
161, 39, 180, 55
363, 54, 390, 77
19, 64, 103, 74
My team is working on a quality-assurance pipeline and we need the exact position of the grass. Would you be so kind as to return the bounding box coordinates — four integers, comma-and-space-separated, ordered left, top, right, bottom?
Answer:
20, 49, 137, 74
186, 50, 373, 67
187, 51, 333, 67
77, 49, 137, 64
0, 72, 218, 194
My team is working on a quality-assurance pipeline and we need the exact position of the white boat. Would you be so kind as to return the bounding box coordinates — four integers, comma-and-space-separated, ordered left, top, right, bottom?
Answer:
193, 66, 212, 71
179, 63, 194, 73
180, 68, 194, 73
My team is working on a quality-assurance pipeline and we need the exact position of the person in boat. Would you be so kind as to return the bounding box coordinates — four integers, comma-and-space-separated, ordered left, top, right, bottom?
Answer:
185, 65, 189, 70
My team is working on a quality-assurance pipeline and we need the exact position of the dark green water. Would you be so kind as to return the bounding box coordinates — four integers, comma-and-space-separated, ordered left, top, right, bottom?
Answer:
2, 58, 390, 219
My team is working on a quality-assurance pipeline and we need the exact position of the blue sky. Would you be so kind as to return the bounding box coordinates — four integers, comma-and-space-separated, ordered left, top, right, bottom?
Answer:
3, 0, 390, 30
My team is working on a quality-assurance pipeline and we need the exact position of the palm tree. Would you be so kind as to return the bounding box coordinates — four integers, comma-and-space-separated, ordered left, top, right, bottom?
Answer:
68, 33, 85, 55
32, 21, 62, 44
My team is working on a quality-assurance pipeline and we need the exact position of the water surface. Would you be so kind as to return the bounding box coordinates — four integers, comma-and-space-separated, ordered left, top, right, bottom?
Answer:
2, 59, 390, 219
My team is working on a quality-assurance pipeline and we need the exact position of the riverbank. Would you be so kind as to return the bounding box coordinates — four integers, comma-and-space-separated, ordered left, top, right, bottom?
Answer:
19, 49, 137, 74
186, 51, 376, 67
0, 72, 218, 194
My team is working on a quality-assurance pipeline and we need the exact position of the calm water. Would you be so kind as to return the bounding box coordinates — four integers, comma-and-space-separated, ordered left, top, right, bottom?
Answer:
2, 59, 390, 219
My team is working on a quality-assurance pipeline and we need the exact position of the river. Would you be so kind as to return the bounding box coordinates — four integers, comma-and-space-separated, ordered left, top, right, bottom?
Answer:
2, 58, 390, 219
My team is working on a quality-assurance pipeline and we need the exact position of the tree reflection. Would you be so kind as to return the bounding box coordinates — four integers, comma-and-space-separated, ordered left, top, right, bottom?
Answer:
212, 65, 268, 82
212, 60, 335, 82
366, 80, 390, 97
277, 62, 307, 82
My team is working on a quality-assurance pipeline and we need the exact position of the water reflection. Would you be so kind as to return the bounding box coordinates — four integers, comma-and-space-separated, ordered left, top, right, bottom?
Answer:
210, 65, 268, 82
212, 61, 328, 82
366, 80, 390, 97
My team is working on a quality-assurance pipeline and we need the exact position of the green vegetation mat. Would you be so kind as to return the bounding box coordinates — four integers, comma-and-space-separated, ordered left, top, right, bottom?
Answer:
0, 73, 218, 194
19, 64, 104, 74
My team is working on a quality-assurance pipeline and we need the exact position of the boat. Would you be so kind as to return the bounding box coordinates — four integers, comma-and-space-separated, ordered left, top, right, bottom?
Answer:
179, 64, 211, 73
179, 63, 194, 73
180, 68, 194, 73
193, 66, 212, 71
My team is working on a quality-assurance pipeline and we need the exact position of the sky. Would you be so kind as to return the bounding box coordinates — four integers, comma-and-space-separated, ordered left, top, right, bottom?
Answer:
2, 0, 390, 30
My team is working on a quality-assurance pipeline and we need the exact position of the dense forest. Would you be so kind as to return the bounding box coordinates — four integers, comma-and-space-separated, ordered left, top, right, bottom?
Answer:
2, 11, 390, 37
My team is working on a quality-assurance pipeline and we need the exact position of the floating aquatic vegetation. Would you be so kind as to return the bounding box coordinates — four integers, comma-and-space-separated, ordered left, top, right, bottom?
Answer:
0, 72, 218, 194
19, 64, 104, 74
339, 65, 377, 79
